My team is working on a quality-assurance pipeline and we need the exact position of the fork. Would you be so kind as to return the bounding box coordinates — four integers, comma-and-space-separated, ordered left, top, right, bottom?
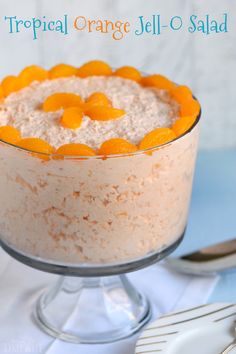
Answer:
220, 322, 236, 354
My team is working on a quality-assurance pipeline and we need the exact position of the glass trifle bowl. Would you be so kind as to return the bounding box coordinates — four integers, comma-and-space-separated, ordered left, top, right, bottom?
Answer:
0, 113, 200, 343
0, 61, 201, 343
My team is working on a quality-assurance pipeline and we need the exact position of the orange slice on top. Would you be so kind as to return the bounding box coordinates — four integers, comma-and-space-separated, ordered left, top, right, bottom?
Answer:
86, 92, 111, 107
19, 65, 48, 88
139, 128, 176, 150
0, 85, 3, 99
85, 106, 126, 121
0, 126, 21, 145
172, 116, 196, 137
180, 98, 201, 118
170, 86, 200, 119
77, 60, 112, 78
141, 75, 176, 91
49, 64, 77, 79
114, 66, 141, 83
56, 143, 96, 157
99, 138, 138, 156
17, 138, 55, 154
43, 93, 83, 112
170, 85, 193, 104
1, 76, 22, 97
60, 107, 83, 129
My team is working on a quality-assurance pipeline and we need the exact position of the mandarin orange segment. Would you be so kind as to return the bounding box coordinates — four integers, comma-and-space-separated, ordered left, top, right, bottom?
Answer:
85, 106, 126, 121
78, 103, 92, 114
17, 138, 55, 154
141, 75, 176, 91
2, 76, 22, 96
99, 138, 138, 156
16, 138, 54, 161
0, 85, 4, 98
172, 116, 196, 137
0, 126, 21, 144
86, 92, 111, 107
170, 85, 193, 104
60, 107, 83, 129
139, 128, 176, 150
43, 93, 83, 112
19, 65, 49, 88
49, 64, 77, 79
114, 66, 142, 83
180, 98, 201, 118
56, 143, 96, 157
77, 60, 112, 78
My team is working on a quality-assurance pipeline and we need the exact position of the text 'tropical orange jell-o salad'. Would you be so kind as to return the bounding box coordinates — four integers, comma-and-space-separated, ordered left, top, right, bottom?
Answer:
0, 60, 200, 158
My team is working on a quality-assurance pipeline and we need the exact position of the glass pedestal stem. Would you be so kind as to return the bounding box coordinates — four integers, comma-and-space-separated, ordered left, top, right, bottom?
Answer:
35, 274, 151, 344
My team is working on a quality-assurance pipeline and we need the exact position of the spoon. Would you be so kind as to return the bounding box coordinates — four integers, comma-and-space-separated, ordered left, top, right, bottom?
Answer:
166, 239, 236, 276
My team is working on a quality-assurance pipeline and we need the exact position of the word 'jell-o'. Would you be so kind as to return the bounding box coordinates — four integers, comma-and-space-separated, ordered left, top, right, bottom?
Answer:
0, 60, 200, 158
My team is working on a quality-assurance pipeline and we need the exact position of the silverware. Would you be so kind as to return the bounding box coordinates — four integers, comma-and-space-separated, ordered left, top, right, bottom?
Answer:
220, 321, 236, 353
166, 239, 236, 276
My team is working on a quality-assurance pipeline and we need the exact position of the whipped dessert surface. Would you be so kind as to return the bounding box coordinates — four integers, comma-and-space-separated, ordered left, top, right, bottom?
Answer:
0, 76, 179, 149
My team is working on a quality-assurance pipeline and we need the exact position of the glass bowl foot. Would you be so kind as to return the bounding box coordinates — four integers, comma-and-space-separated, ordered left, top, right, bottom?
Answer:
35, 274, 151, 344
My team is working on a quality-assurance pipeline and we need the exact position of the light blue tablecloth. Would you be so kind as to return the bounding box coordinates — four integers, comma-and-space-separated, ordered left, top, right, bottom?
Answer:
173, 149, 236, 302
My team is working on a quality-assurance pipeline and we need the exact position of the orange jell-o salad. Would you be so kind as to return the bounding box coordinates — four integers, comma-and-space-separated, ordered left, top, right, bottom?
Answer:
99, 138, 138, 156
77, 60, 113, 78
49, 64, 77, 79
139, 128, 176, 150
43, 93, 83, 112
0, 126, 21, 145
60, 107, 83, 129
114, 66, 142, 83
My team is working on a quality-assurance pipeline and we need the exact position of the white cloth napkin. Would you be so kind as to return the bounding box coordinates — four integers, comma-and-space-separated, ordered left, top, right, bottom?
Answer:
0, 248, 218, 354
